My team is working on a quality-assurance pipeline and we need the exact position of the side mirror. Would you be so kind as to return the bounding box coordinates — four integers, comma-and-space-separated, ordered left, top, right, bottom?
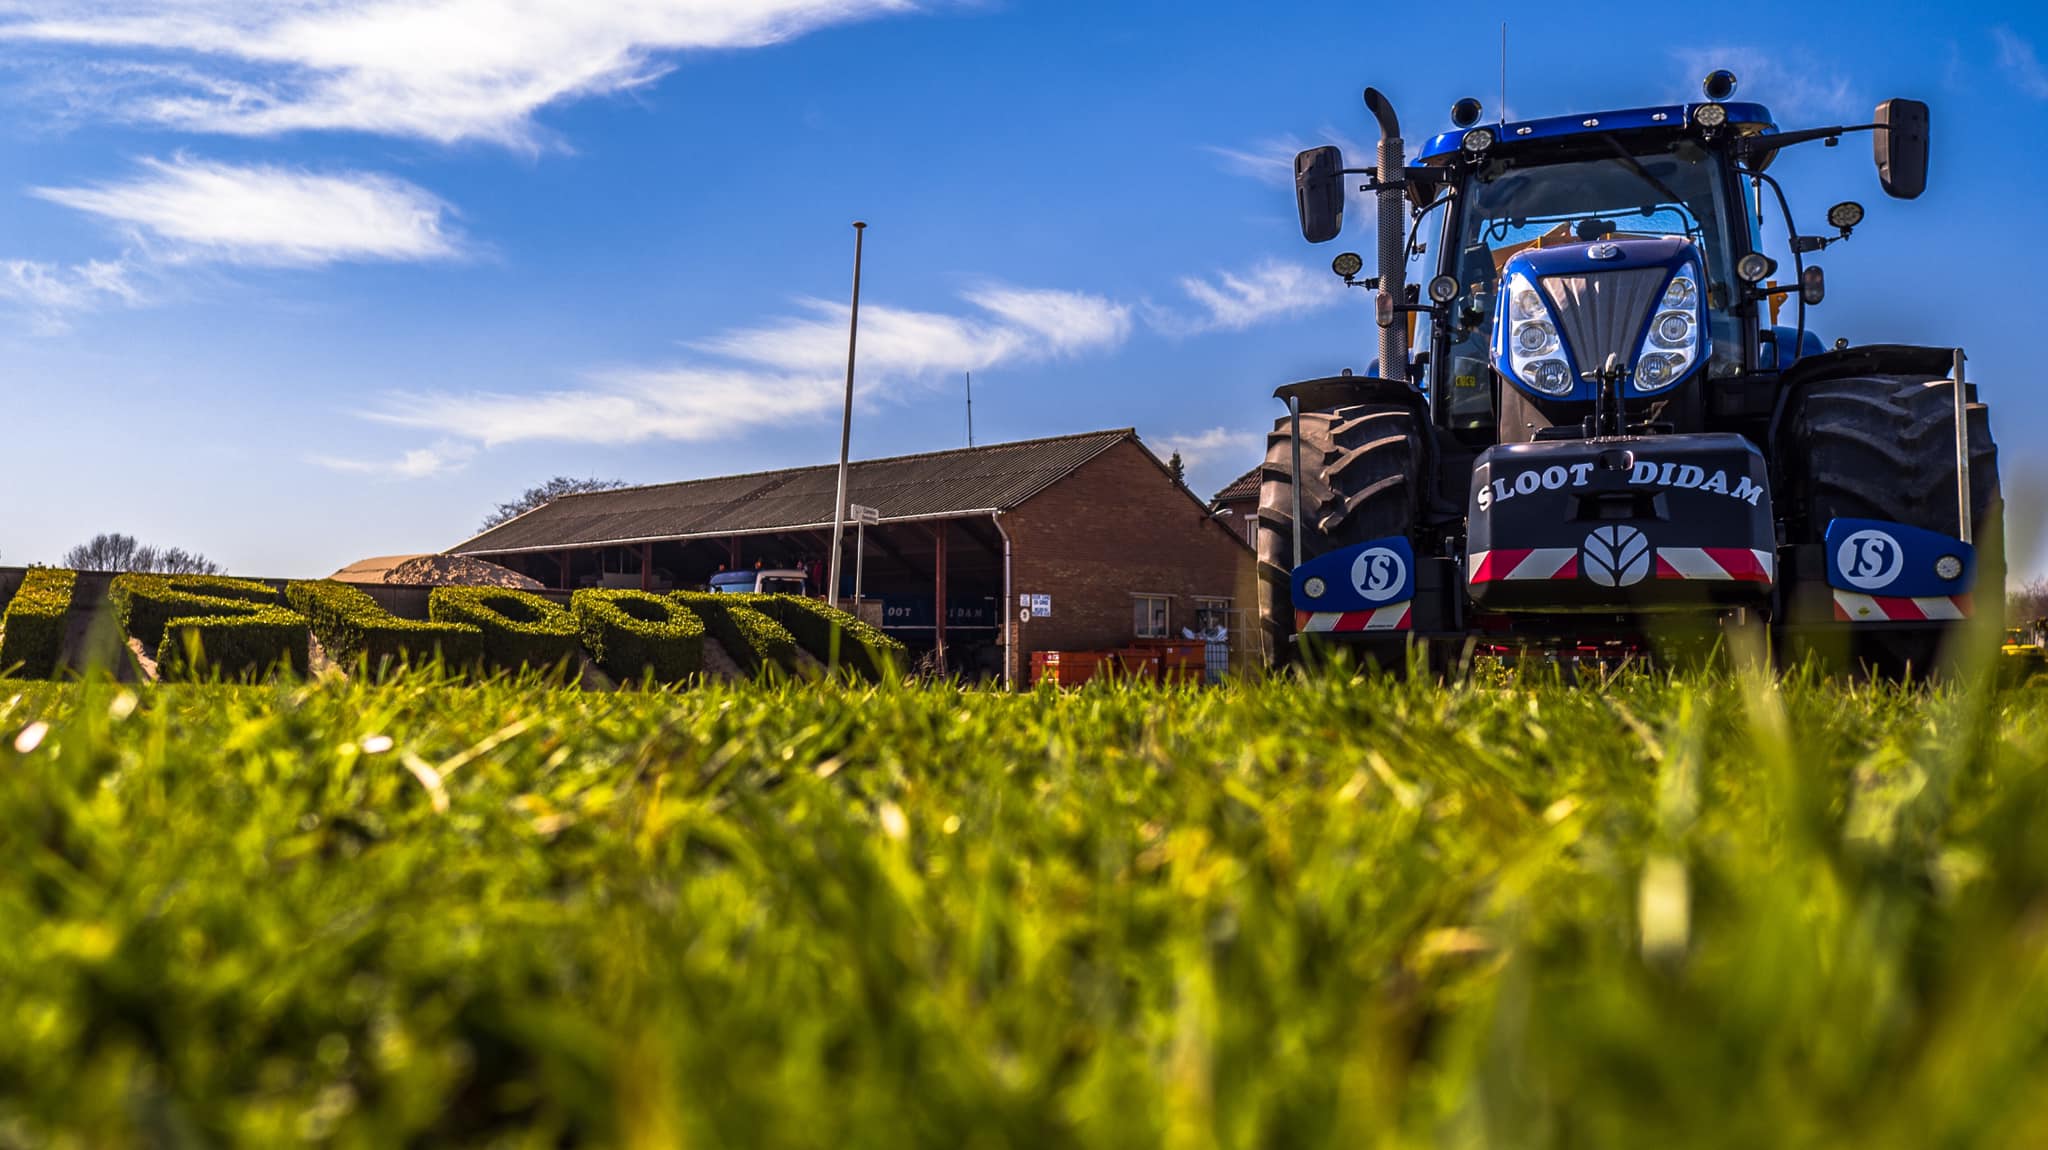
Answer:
1874, 98, 1928, 200
1295, 146, 1345, 243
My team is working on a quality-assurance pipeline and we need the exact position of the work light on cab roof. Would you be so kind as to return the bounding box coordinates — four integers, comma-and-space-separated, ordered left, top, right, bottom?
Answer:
1263, 63, 1997, 681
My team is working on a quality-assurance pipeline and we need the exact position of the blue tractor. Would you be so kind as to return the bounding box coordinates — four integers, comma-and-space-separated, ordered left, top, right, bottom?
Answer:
1263, 71, 1999, 675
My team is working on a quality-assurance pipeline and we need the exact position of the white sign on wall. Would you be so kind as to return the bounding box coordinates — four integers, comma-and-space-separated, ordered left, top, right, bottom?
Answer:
1030, 594, 1052, 618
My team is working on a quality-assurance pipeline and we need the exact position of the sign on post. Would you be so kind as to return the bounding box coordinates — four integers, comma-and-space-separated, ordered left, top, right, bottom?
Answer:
850, 504, 880, 526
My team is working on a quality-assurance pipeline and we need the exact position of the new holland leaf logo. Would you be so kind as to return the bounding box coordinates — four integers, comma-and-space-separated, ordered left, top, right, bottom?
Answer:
1583, 526, 1651, 587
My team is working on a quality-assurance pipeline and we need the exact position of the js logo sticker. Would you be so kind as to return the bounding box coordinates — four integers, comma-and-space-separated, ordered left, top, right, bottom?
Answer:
1583, 526, 1651, 587
1836, 529, 1903, 590
1350, 547, 1407, 602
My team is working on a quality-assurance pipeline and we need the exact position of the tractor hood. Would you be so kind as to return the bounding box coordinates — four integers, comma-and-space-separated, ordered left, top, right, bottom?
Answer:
1490, 237, 1710, 403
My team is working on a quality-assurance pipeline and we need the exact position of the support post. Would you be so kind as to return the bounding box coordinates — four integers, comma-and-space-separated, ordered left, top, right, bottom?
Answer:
933, 523, 948, 674
854, 519, 867, 607
1953, 349, 1972, 545
557, 551, 571, 591
993, 512, 1013, 690
641, 542, 653, 591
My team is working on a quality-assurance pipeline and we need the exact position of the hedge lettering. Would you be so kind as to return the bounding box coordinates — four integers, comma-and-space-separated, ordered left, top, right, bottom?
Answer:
739, 594, 905, 681
427, 587, 581, 674
0, 568, 77, 679
671, 593, 799, 677
571, 589, 705, 684
111, 573, 308, 680
287, 581, 483, 677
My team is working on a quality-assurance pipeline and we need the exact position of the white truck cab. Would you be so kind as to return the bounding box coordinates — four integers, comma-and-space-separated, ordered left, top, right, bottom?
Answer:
708, 569, 809, 596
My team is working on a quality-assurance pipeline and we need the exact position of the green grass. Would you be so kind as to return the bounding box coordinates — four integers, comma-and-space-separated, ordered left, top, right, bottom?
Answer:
4, 668, 2048, 1147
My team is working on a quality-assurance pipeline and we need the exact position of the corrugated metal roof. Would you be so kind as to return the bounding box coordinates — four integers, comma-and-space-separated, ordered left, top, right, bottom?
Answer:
452, 428, 1135, 555
1211, 466, 1261, 506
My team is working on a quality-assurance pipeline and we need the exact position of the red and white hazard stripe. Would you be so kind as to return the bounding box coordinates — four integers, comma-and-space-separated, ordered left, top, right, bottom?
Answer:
1295, 603, 1413, 633
1654, 547, 1774, 583
1832, 590, 1972, 623
1468, 549, 1578, 583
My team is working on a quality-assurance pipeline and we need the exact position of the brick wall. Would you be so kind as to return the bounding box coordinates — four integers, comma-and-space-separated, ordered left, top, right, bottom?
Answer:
1002, 440, 1258, 681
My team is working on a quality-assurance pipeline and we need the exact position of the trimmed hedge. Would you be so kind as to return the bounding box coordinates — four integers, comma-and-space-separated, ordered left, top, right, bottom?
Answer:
0, 568, 77, 679
157, 609, 311, 681
571, 590, 705, 684
111, 573, 282, 651
742, 594, 905, 681
287, 581, 483, 676
671, 593, 799, 677
428, 587, 581, 674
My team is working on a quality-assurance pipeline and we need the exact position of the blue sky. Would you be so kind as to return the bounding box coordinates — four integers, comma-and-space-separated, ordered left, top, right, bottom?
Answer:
1, 0, 2044, 579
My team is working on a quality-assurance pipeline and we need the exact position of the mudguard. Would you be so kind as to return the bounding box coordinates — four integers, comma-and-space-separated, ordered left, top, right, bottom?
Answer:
1291, 537, 1416, 633
1821, 518, 1976, 623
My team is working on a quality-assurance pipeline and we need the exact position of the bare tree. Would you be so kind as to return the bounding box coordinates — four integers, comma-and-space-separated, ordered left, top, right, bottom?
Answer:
481, 476, 629, 531
62, 533, 221, 575
2010, 576, 2048, 625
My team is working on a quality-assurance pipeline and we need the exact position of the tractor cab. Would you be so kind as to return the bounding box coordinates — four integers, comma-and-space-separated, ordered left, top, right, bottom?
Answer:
1263, 70, 1995, 677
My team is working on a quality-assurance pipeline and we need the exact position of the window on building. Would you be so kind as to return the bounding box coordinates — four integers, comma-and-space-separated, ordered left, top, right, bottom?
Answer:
1133, 594, 1170, 638
1193, 597, 1231, 639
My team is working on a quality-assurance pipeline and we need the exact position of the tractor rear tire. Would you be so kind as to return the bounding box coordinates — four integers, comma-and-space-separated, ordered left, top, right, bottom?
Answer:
1781, 373, 2002, 677
1256, 402, 1424, 667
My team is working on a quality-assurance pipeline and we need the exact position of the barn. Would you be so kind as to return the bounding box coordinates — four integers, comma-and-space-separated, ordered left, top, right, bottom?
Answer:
448, 429, 1257, 684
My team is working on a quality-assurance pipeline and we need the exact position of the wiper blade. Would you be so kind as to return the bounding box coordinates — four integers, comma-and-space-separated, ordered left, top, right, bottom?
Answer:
1597, 134, 1691, 220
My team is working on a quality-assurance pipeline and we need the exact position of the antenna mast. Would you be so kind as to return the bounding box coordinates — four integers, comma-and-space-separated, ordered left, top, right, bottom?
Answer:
1500, 23, 1508, 122
966, 371, 975, 447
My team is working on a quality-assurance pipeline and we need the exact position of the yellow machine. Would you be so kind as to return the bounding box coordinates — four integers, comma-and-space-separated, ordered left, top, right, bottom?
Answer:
2002, 618, 2046, 677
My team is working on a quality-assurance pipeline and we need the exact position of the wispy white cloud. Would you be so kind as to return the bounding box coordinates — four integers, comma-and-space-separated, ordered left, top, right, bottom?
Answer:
1145, 260, 1341, 337
0, 256, 142, 333
1995, 27, 2048, 100
1670, 47, 1858, 119
1205, 130, 1370, 189
0, 0, 923, 147
310, 438, 477, 480
365, 285, 1132, 450
34, 155, 461, 267
1151, 426, 1262, 470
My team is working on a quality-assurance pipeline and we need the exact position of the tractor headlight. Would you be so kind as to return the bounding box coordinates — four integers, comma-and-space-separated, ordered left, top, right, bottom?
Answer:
1651, 312, 1693, 348
1632, 268, 1706, 393
1462, 127, 1496, 154
1515, 320, 1557, 355
1498, 272, 1574, 396
1529, 359, 1572, 393
1693, 102, 1728, 128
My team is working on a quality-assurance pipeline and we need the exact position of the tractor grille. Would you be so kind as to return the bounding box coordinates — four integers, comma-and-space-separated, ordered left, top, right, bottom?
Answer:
1541, 268, 1667, 378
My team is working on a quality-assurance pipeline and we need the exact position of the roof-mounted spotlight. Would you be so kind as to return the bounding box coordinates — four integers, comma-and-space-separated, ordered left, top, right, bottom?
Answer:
1450, 97, 1484, 128
1702, 69, 1738, 102
1460, 126, 1496, 154
1693, 102, 1728, 128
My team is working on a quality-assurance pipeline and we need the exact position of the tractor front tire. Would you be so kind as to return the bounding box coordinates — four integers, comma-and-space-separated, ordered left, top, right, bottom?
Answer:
1255, 402, 1424, 667
1781, 373, 2002, 678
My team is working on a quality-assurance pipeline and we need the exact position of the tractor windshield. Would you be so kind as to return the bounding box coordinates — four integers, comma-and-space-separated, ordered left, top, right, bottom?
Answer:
1437, 138, 1745, 426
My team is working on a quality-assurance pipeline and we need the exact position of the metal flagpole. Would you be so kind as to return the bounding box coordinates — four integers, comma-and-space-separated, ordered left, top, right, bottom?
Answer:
827, 221, 866, 608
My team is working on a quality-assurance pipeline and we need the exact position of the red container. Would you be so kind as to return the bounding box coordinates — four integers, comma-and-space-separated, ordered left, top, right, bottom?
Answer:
1110, 649, 1163, 682
1033, 650, 1110, 686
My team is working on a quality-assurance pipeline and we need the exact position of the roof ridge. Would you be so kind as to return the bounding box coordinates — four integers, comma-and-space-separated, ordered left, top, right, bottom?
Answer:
542, 427, 1136, 501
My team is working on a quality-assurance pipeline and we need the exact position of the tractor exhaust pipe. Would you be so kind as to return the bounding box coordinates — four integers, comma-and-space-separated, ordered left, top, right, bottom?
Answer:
1365, 87, 1407, 382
